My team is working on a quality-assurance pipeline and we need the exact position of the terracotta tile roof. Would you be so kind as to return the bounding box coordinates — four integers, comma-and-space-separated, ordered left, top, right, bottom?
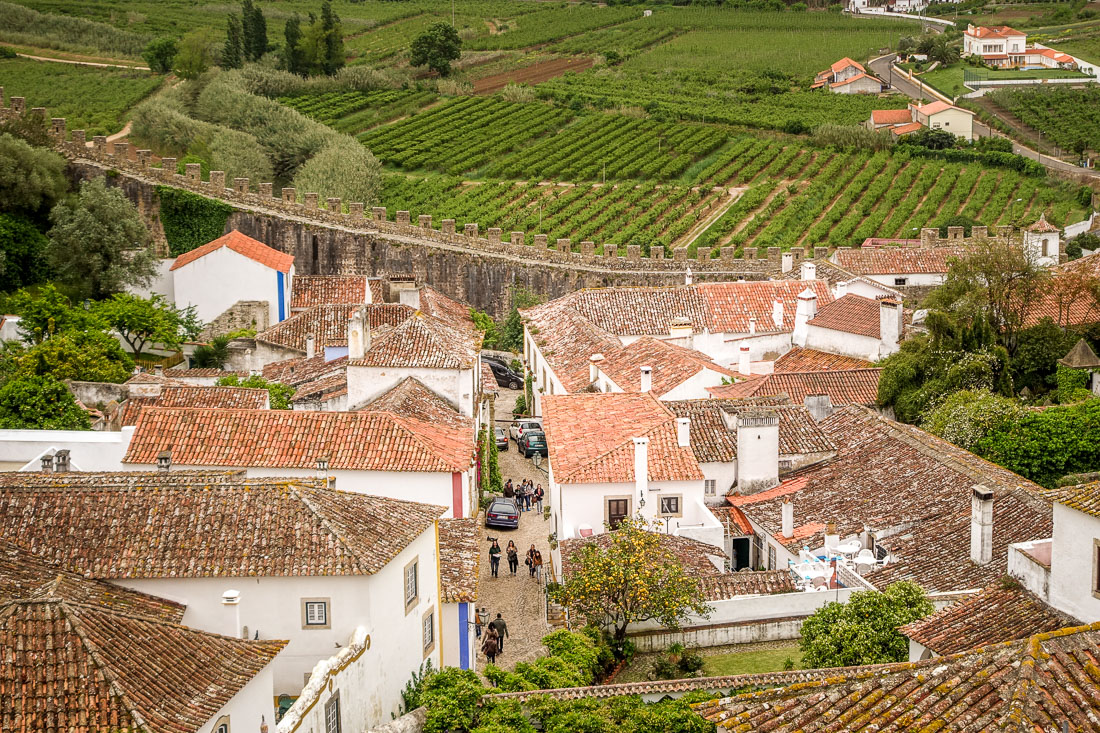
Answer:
1041, 480, 1100, 518
699, 281, 834, 334
916, 100, 971, 117
0, 474, 444, 577
125, 372, 187, 387
733, 406, 1050, 592
521, 304, 623, 392
169, 229, 294, 273
165, 368, 249, 379
542, 393, 704, 484
871, 109, 913, 125
560, 532, 725, 579
290, 275, 369, 310
1024, 253, 1100, 327
1027, 213, 1059, 233
889, 121, 924, 136
0, 539, 185, 623
831, 72, 879, 88
289, 372, 347, 404
900, 581, 1079, 656
419, 285, 476, 332
666, 400, 834, 463
833, 245, 965, 275
707, 368, 882, 406
116, 395, 158, 427
263, 354, 348, 388
831, 57, 865, 73
594, 337, 733, 395
155, 385, 269, 410
438, 518, 479, 603
480, 361, 498, 394
806, 294, 882, 338
710, 504, 755, 535
968, 24, 1024, 38
357, 377, 470, 429
773, 347, 873, 372
124, 407, 474, 473
695, 623, 1100, 731
0, 597, 285, 733
257, 303, 413, 353
698, 570, 796, 600
349, 312, 481, 369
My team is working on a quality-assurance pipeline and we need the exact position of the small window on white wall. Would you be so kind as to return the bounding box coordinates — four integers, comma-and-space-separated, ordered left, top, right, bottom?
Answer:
325, 691, 341, 733
301, 598, 331, 630
704, 479, 716, 496
422, 607, 436, 658
404, 558, 419, 613
214, 716, 230, 733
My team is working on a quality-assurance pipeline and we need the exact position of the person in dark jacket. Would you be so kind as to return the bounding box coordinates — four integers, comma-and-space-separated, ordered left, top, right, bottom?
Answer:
506, 540, 519, 576
482, 627, 499, 663
488, 613, 509, 653
488, 539, 501, 578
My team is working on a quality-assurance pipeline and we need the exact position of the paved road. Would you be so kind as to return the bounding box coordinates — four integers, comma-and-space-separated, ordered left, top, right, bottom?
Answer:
869, 54, 1098, 178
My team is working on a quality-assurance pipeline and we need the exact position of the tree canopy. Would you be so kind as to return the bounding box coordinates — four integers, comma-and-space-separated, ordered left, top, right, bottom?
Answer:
93, 293, 201, 359
0, 374, 91, 430
410, 22, 463, 78
142, 37, 178, 74
0, 133, 68, 217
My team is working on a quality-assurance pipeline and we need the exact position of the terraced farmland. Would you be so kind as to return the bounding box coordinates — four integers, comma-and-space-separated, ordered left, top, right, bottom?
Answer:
278, 88, 438, 135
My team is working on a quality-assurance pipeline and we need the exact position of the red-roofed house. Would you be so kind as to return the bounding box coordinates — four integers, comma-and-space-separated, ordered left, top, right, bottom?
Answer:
867, 108, 913, 129
171, 230, 295, 326
801, 293, 903, 361
812, 57, 883, 94
911, 100, 975, 141
963, 24, 1027, 66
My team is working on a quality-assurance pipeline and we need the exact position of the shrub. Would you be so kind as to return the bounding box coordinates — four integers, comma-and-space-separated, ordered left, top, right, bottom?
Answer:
291, 138, 382, 206
922, 388, 1025, 451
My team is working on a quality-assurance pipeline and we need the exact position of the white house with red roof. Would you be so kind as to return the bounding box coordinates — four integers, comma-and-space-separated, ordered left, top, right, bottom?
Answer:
911, 100, 975, 141
963, 24, 1028, 66
171, 230, 295, 327
801, 293, 903, 361
812, 58, 883, 94
1024, 213, 1062, 266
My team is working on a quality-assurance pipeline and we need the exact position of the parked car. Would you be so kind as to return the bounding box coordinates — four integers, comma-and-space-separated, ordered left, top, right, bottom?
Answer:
494, 426, 508, 451
509, 419, 542, 442
519, 430, 548, 458
485, 497, 519, 529
483, 358, 523, 390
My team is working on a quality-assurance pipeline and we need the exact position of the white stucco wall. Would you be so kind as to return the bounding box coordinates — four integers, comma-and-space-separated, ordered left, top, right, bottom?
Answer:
925, 109, 974, 141
441, 601, 477, 671
804, 324, 883, 361
199, 663, 277, 733
0, 427, 133, 471
1008, 539, 1052, 601
659, 368, 731, 401
700, 461, 739, 501
863, 272, 945, 288
831, 75, 882, 94
347, 365, 476, 418
173, 246, 289, 325
1049, 503, 1100, 622
718, 332, 793, 365
525, 329, 567, 416
127, 258, 175, 302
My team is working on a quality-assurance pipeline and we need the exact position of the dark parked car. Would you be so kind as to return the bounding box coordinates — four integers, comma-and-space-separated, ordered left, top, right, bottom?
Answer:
485, 497, 519, 529
494, 426, 508, 451
519, 430, 548, 458
483, 358, 523, 390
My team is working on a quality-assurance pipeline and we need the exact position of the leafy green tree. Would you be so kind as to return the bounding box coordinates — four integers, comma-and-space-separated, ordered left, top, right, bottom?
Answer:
500, 287, 543, 353
410, 22, 463, 78
142, 37, 178, 74
7, 285, 100, 344
290, 139, 381, 206
909, 127, 957, 150
18, 330, 134, 383
191, 334, 231, 369
976, 399, 1100, 487
175, 28, 215, 79
282, 14, 304, 74
551, 517, 712, 643
922, 388, 1025, 450
1009, 318, 1079, 394
93, 293, 200, 359
0, 110, 53, 148
0, 374, 91, 430
223, 14, 245, 69
242, 0, 267, 62
216, 374, 294, 409
470, 308, 501, 349
0, 133, 68, 217
0, 214, 51, 291
927, 35, 960, 65
320, 1, 345, 76
1068, 232, 1100, 261
47, 178, 157, 300
799, 582, 933, 668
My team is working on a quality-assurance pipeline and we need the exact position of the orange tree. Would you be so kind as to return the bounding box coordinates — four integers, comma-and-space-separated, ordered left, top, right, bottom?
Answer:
550, 517, 712, 646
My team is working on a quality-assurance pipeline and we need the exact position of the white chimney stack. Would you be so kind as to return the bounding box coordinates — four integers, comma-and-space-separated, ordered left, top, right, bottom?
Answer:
221, 589, 242, 638
748, 317, 756, 336
736, 409, 779, 493
771, 298, 784, 329
685, 266, 693, 286
633, 437, 649, 508
399, 287, 421, 310
879, 298, 902, 357
347, 307, 366, 360
793, 288, 818, 347
835, 281, 848, 298
801, 261, 817, 281
305, 334, 316, 360
640, 365, 653, 393
738, 346, 751, 376
589, 353, 604, 384
781, 497, 794, 538
676, 417, 690, 448
971, 486, 993, 565
781, 252, 793, 273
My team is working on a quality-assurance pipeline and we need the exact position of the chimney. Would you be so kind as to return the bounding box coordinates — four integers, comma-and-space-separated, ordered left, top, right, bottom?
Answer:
685, 266, 693, 286
801, 261, 817, 281
589, 353, 604, 384
640, 365, 653, 393
398, 287, 421, 310
156, 449, 171, 473
879, 298, 901, 356
748, 317, 756, 336
347, 307, 366, 360
40, 453, 53, 473
221, 589, 242, 638
738, 346, 751, 376
824, 521, 840, 551
54, 450, 70, 473
676, 417, 690, 448
736, 410, 779, 493
154, 364, 164, 377
781, 252, 793, 273
771, 298, 783, 329
803, 394, 834, 422
305, 334, 316, 360
970, 485, 993, 565
792, 288, 818, 347
633, 437, 649, 507
781, 497, 794, 538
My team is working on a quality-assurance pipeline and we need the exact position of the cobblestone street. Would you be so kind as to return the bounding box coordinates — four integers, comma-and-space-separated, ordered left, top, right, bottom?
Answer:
476, 396, 554, 671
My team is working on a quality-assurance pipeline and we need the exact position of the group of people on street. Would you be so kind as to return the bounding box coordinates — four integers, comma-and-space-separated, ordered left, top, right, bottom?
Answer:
502, 478, 544, 513
487, 538, 544, 580
480, 612, 509, 664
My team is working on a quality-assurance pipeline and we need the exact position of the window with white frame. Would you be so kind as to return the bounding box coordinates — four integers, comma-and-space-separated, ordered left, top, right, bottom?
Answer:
767, 545, 776, 570
301, 598, 330, 629
214, 719, 230, 733
324, 692, 341, 733
404, 557, 419, 612
659, 495, 681, 516
704, 479, 716, 496
422, 608, 435, 657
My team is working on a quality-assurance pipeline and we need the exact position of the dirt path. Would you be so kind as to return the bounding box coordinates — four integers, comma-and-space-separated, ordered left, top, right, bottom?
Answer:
675, 187, 745, 249
11, 49, 149, 71
473, 57, 594, 95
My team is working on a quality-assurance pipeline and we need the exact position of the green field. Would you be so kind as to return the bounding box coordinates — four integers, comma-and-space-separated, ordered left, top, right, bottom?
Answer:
988, 85, 1100, 153
920, 63, 1090, 99
0, 56, 161, 134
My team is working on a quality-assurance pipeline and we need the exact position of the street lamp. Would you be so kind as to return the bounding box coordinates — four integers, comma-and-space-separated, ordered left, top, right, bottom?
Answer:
469, 607, 490, 637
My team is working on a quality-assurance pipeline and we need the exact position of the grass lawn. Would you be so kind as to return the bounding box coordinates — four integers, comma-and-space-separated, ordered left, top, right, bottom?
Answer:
703, 646, 802, 676
920, 63, 1090, 98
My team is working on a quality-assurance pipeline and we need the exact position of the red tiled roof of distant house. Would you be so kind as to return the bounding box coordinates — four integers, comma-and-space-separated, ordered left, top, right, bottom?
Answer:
518, 302, 623, 392
124, 407, 473, 473
256, 303, 413, 353
263, 354, 348, 388
125, 372, 188, 387
1027, 213, 1060, 233
541, 393, 703, 484
560, 533, 724, 579
666, 400, 835, 463
698, 570, 796, 601
419, 286, 476, 332
708, 369, 882, 406
169, 229, 294, 273
593, 337, 734, 395
155, 386, 270, 410
439, 518, 479, 603
831, 72, 879, 89
900, 582, 1080, 656
1023, 251, 1100, 327
290, 275, 369, 310
357, 377, 470, 429
480, 361, 498, 394
807, 294, 883, 338
831, 57, 865, 74
348, 312, 481, 369
164, 368, 249, 379
1041, 480, 1100, 519
0, 473, 445, 577
0, 597, 286, 733
773, 347, 873, 372
698, 281, 833, 334
0, 539, 185, 623
710, 504, 755, 535
871, 109, 912, 125
889, 121, 924, 136
289, 372, 347, 405
967, 24, 1024, 38
693, 623, 1100, 730
116, 396, 159, 427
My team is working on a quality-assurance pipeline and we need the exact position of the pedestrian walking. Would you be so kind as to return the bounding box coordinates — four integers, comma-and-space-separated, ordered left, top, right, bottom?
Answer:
489, 539, 501, 578
523, 483, 532, 511
533, 548, 544, 582
534, 483, 544, 513
482, 627, 499, 664
488, 613, 509, 652
526, 544, 538, 578
503, 479, 514, 498
506, 540, 519, 575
